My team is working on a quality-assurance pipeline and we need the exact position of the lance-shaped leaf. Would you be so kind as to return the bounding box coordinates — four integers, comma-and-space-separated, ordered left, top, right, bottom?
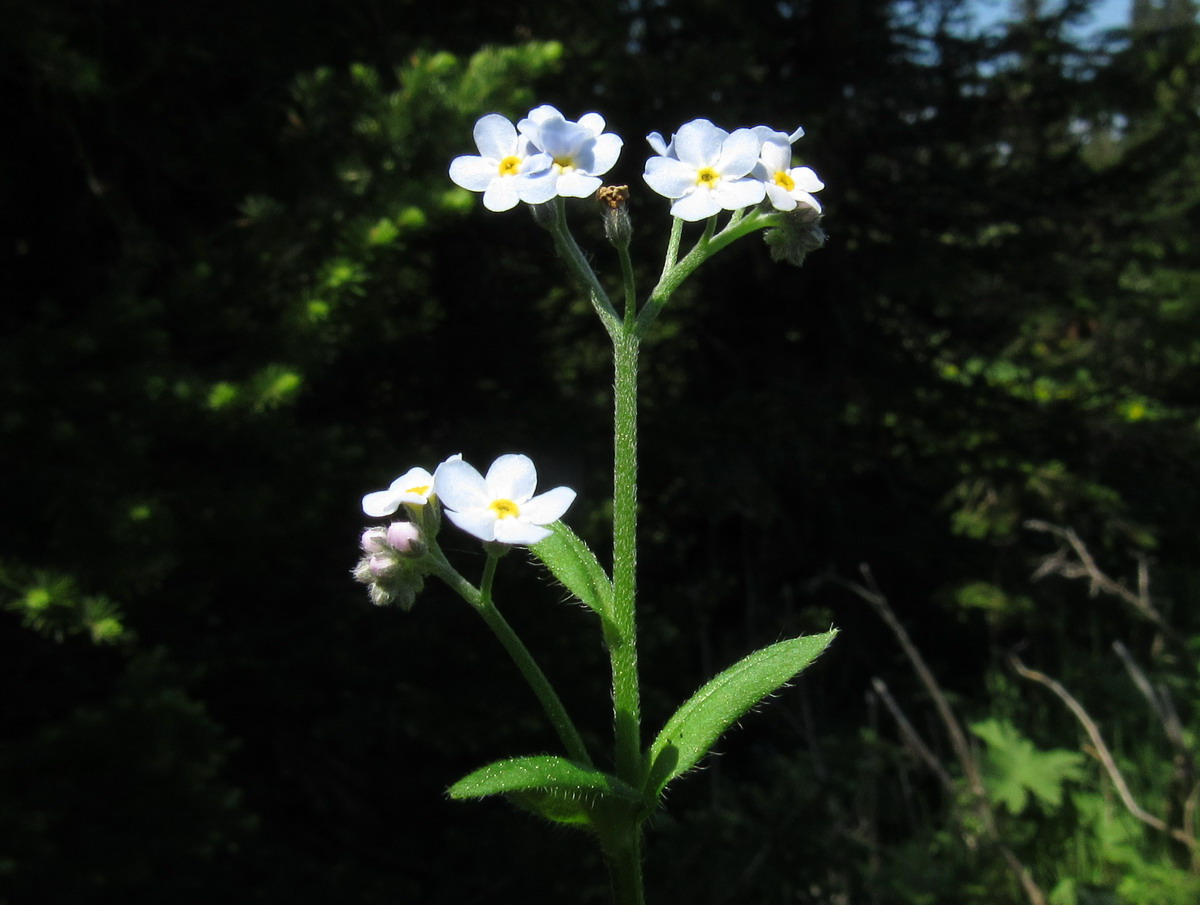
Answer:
643, 630, 837, 798
449, 755, 640, 803
530, 522, 614, 620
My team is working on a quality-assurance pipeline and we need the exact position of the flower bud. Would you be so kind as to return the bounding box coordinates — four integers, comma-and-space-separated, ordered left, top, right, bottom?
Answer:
764, 210, 826, 267
597, 185, 631, 249
368, 552, 398, 578
386, 520, 421, 553
360, 527, 389, 554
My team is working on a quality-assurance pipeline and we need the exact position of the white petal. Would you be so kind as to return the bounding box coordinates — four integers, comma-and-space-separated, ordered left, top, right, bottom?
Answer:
389, 467, 434, 494
578, 112, 606, 135
673, 119, 727, 166
362, 489, 404, 517
643, 157, 698, 198
521, 105, 562, 129
482, 177, 520, 211
588, 133, 623, 176
670, 189, 721, 222
434, 458, 490, 511
790, 166, 824, 193
519, 152, 553, 176
713, 176, 766, 210
445, 508, 498, 542
538, 118, 590, 159
646, 131, 673, 157
751, 125, 790, 145
716, 129, 762, 177
556, 172, 602, 198
516, 170, 559, 204
788, 125, 806, 143
473, 114, 517, 159
485, 454, 538, 502
764, 182, 798, 211
793, 191, 822, 213
493, 519, 552, 545
521, 486, 576, 524
756, 138, 792, 173
449, 155, 498, 192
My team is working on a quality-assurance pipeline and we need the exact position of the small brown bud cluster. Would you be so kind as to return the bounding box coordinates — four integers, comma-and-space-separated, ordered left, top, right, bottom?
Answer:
597, 185, 632, 248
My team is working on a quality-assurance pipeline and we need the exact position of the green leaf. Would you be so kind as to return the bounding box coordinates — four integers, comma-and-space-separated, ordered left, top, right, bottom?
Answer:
643, 630, 837, 798
448, 755, 639, 802
529, 522, 614, 620
970, 718, 1086, 815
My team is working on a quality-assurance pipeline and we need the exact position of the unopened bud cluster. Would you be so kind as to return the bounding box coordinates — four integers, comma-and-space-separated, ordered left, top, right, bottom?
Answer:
353, 521, 426, 609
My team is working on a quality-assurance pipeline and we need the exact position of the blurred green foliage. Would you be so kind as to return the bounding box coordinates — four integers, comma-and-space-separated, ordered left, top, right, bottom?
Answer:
4, 0, 1200, 903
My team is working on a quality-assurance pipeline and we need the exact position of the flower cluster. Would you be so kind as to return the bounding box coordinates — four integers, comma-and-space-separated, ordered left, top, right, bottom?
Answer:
354, 453, 576, 606
643, 119, 823, 221
449, 109, 823, 223
449, 105, 623, 212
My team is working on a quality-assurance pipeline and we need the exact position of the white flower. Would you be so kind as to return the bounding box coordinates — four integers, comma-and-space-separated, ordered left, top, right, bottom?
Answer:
642, 119, 766, 221
751, 126, 824, 214
518, 105, 623, 199
362, 466, 437, 517
449, 114, 557, 212
434, 453, 575, 545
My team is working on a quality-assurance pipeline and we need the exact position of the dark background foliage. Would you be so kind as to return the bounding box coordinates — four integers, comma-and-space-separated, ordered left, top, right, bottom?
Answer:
4, 1, 1200, 902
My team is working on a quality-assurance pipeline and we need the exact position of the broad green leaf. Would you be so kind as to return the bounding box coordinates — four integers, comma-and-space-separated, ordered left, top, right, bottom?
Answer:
529, 522, 614, 620
643, 630, 837, 798
448, 755, 639, 802
970, 718, 1085, 814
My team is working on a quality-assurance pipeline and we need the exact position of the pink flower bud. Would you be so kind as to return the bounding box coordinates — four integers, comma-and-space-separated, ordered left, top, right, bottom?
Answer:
360, 527, 388, 554
368, 552, 398, 578
387, 521, 421, 553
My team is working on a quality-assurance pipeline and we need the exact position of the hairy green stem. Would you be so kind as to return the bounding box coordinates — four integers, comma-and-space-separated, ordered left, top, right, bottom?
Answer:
636, 208, 780, 335
610, 328, 642, 784
550, 197, 622, 337
429, 550, 593, 765
602, 821, 645, 905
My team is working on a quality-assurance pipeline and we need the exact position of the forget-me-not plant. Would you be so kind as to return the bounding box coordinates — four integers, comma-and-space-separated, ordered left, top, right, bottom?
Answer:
355, 106, 832, 905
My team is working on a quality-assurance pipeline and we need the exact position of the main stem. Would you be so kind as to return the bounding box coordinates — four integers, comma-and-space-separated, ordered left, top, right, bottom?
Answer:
611, 328, 641, 783
607, 327, 644, 905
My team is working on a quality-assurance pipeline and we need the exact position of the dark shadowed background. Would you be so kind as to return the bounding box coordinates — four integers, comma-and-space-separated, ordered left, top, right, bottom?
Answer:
4, 1, 1200, 902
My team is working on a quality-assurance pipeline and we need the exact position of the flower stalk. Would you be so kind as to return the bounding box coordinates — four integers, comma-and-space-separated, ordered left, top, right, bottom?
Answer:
357, 105, 829, 905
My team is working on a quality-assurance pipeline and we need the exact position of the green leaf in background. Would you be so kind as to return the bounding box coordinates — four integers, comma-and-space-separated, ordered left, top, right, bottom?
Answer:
643, 630, 837, 799
970, 718, 1086, 814
529, 522, 614, 621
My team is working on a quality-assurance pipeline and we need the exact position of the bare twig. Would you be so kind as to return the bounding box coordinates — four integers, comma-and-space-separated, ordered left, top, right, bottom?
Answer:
834, 566, 1047, 905
870, 677, 957, 795
1024, 521, 1186, 656
1112, 641, 1184, 749
837, 567, 990, 809
1010, 653, 1195, 850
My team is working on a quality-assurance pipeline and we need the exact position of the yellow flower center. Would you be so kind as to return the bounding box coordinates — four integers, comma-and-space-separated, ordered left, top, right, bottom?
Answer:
407, 484, 430, 497
498, 156, 522, 176
553, 156, 576, 173
773, 170, 796, 192
489, 499, 520, 519
695, 167, 720, 189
